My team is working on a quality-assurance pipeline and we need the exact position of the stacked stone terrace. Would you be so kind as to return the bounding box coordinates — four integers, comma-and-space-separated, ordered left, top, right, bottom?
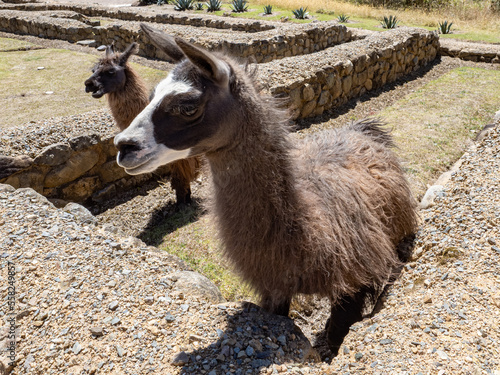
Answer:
0, 3, 439, 202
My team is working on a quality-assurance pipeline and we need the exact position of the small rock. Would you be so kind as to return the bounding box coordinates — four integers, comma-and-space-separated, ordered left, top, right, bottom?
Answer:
165, 312, 175, 323
171, 351, 189, 366
90, 326, 103, 337
245, 345, 254, 357
72, 342, 82, 355
424, 295, 432, 304
37, 66, 45, 70
110, 318, 121, 325
277, 335, 287, 346
116, 346, 125, 357
145, 296, 154, 305
108, 301, 119, 311
420, 185, 444, 209
436, 350, 449, 360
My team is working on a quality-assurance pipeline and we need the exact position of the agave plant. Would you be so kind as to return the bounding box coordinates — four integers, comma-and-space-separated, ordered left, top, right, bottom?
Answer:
337, 14, 349, 23
437, 20, 453, 34
194, 1, 204, 9
380, 15, 399, 29
263, 4, 273, 14
231, 0, 248, 12
205, 0, 221, 11
292, 7, 309, 19
156, 0, 168, 4
173, 0, 194, 10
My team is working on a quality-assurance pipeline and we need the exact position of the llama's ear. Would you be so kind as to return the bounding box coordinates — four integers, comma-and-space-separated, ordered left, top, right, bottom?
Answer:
105, 43, 115, 57
140, 23, 185, 62
119, 42, 139, 66
174, 37, 229, 85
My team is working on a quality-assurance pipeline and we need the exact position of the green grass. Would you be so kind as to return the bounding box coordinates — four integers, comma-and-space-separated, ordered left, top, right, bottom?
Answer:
382, 67, 500, 196
0, 46, 166, 128
151, 215, 254, 301
0, 37, 41, 52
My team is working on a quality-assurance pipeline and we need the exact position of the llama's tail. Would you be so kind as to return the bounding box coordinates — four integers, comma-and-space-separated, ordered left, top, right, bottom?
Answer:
349, 118, 395, 148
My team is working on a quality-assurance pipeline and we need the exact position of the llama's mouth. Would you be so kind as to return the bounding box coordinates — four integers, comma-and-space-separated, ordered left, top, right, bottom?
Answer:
91, 90, 105, 99
85, 85, 105, 99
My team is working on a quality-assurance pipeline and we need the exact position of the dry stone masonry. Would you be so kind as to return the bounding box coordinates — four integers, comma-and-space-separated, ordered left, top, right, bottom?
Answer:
0, 135, 168, 204
260, 27, 439, 119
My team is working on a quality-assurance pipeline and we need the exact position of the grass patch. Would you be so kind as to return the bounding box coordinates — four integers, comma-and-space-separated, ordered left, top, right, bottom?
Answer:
153, 215, 254, 301
250, 0, 500, 42
0, 46, 166, 128
0, 37, 41, 52
382, 67, 500, 196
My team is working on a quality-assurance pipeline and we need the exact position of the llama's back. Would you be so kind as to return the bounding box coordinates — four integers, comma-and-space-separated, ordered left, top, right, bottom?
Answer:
292, 120, 417, 302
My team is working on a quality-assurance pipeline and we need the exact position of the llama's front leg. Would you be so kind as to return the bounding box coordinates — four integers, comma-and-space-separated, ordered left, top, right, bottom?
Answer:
327, 287, 373, 356
260, 295, 291, 317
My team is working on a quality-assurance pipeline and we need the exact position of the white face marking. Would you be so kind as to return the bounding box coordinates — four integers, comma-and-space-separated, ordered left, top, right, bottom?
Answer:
113, 72, 195, 175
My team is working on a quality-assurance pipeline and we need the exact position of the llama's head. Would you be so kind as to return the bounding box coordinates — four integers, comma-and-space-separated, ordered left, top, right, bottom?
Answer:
114, 24, 245, 175
85, 43, 138, 98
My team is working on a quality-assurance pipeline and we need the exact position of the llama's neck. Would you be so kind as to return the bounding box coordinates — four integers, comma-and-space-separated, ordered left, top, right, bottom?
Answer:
207, 113, 302, 251
107, 66, 149, 130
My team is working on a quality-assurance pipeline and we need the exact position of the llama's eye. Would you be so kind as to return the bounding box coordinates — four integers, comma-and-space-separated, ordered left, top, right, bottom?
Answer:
181, 106, 197, 117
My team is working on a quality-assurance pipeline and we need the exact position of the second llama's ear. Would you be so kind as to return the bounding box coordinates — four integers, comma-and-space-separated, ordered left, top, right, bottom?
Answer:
174, 37, 229, 85
140, 23, 185, 63
119, 43, 139, 66
105, 42, 115, 57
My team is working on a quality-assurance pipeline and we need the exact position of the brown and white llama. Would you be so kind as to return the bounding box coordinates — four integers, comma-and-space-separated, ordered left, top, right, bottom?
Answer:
84, 42, 200, 204
114, 24, 418, 355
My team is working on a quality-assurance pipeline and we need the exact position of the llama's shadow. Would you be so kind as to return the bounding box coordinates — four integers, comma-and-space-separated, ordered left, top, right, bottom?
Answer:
178, 302, 321, 374
137, 198, 203, 246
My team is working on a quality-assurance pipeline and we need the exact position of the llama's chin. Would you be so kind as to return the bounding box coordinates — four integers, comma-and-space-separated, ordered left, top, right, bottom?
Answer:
91, 91, 105, 99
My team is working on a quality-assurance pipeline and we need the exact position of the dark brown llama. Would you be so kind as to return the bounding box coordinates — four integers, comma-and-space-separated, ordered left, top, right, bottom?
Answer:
84, 43, 200, 204
114, 24, 418, 355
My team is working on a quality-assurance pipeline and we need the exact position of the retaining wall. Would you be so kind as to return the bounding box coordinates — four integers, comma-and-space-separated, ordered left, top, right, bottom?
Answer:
0, 3, 277, 32
0, 9, 353, 63
259, 27, 439, 119
0, 135, 168, 204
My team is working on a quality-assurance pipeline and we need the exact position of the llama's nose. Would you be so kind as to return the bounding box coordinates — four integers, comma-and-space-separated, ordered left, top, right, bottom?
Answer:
114, 136, 142, 161
84, 79, 96, 92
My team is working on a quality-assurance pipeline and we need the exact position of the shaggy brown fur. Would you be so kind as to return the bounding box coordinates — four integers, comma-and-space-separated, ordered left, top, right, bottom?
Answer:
114, 26, 418, 355
84, 43, 201, 204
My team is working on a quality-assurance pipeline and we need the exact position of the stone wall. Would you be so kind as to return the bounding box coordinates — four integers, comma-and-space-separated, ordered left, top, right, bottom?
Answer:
0, 134, 167, 204
439, 40, 500, 63
1, 3, 277, 33
0, 8, 353, 63
258, 27, 439, 119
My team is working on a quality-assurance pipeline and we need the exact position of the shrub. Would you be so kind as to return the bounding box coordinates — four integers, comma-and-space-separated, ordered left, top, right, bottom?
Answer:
337, 14, 350, 22
231, 0, 248, 12
292, 7, 309, 19
205, 0, 221, 11
173, 0, 194, 10
380, 15, 399, 28
263, 4, 273, 14
316, 8, 335, 15
437, 20, 453, 34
